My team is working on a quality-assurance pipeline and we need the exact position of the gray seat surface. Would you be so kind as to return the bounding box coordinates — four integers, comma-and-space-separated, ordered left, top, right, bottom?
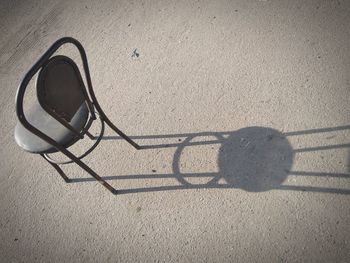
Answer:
15, 102, 88, 153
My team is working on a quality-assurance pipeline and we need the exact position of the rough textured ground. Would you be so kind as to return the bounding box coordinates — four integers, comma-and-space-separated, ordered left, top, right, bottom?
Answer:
1, 0, 350, 262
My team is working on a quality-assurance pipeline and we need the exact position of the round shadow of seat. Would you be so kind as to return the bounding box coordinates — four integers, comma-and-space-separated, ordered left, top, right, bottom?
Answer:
218, 127, 294, 192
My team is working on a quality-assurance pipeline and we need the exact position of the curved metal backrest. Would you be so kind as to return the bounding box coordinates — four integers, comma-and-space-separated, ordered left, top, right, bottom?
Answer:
15, 37, 97, 153
37, 55, 87, 122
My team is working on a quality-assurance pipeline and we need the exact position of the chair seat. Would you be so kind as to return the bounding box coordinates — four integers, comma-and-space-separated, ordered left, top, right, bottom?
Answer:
15, 102, 89, 153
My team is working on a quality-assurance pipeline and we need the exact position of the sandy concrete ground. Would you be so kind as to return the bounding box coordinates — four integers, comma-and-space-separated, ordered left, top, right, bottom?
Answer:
1, 0, 350, 262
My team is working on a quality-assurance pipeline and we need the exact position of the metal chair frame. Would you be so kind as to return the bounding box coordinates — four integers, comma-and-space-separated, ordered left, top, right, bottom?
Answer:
16, 37, 140, 194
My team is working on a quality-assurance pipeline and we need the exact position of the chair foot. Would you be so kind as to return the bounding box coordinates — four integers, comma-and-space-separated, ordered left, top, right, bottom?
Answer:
91, 99, 141, 149
97, 178, 117, 194
41, 154, 71, 183
42, 153, 117, 194
103, 119, 141, 150
85, 131, 95, 140
67, 155, 118, 194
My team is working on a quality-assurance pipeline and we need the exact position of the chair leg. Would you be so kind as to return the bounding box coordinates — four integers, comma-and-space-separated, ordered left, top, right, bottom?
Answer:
41, 154, 71, 183
102, 117, 141, 150
41, 153, 117, 194
85, 130, 95, 140
88, 89, 140, 149
71, 157, 117, 194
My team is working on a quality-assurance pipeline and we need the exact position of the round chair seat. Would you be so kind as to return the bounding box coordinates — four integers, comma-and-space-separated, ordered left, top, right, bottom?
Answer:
15, 102, 89, 153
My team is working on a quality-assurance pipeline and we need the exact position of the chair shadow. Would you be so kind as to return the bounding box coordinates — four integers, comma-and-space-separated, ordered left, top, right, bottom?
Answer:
70, 125, 350, 195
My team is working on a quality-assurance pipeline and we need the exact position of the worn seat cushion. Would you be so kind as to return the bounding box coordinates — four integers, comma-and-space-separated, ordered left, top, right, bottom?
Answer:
15, 102, 88, 153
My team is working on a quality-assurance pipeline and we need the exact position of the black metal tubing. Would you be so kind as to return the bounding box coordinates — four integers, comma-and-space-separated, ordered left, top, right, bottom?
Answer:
44, 113, 105, 165
16, 37, 141, 194
41, 154, 71, 183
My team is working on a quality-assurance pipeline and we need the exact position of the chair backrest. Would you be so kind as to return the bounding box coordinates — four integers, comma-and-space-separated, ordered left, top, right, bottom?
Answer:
36, 55, 88, 122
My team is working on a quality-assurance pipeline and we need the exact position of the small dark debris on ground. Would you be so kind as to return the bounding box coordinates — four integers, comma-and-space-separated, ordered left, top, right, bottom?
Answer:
132, 48, 139, 58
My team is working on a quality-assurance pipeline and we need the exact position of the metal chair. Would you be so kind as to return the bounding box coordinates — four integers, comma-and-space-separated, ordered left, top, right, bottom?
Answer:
14, 37, 140, 194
